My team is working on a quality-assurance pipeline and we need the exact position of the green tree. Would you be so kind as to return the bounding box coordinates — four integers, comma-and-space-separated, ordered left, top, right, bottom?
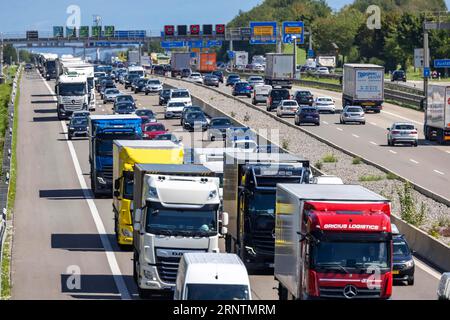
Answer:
2, 44, 17, 64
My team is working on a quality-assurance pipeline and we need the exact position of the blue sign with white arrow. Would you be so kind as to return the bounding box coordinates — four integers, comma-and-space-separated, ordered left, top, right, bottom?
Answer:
206, 40, 223, 48
434, 59, 450, 68
161, 41, 185, 48
282, 21, 304, 44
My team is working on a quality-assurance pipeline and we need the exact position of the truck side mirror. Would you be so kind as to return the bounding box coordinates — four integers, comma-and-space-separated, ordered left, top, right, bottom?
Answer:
133, 222, 141, 232
113, 190, 120, 198
220, 212, 229, 226
297, 231, 307, 242
114, 178, 120, 190
221, 226, 228, 235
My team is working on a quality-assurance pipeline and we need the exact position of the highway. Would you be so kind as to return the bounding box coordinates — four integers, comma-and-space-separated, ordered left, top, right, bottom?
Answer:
191, 77, 450, 201
9, 69, 442, 300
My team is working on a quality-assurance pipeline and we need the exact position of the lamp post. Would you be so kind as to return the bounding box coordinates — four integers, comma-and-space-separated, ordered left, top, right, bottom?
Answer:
292, 35, 297, 79
0, 32, 4, 84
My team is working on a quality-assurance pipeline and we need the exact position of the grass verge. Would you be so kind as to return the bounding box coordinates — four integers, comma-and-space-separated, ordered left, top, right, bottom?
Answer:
1, 66, 21, 299
359, 174, 385, 182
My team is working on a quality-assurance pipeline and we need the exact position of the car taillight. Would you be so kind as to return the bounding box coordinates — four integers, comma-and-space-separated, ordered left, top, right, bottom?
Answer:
411, 130, 417, 134
307, 270, 319, 297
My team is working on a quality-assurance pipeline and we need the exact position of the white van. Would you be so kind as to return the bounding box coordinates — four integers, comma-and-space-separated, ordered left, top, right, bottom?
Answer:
174, 253, 252, 300
252, 84, 272, 105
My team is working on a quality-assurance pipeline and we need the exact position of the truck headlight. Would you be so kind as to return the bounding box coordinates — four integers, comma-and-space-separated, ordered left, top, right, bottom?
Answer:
148, 186, 158, 199
97, 177, 107, 185
208, 190, 217, 200
144, 269, 157, 281
121, 228, 132, 237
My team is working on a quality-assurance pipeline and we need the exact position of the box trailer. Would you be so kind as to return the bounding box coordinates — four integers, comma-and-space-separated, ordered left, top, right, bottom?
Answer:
265, 53, 294, 89
424, 84, 450, 144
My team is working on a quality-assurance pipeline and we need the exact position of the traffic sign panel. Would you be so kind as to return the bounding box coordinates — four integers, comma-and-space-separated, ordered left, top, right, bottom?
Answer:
282, 21, 304, 44
434, 59, 450, 68
250, 21, 277, 44
424, 67, 431, 78
161, 41, 185, 48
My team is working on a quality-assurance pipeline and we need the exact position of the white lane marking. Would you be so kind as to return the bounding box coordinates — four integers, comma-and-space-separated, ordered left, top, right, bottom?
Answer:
370, 141, 378, 146
446, 150, 450, 154
322, 121, 329, 125
389, 150, 397, 154
336, 127, 343, 131
352, 134, 360, 138
382, 110, 423, 125
434, 169, 445, 175
413, 257, 442, 280
370, 122, 377, 126
410, 159, 419, 164
40, 74, 131, 300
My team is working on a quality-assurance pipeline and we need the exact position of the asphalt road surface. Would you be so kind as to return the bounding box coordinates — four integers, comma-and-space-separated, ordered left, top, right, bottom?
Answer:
10, 70, 441, 300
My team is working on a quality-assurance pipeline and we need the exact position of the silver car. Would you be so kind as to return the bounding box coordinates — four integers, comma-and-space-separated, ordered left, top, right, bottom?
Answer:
247, 76, 264, 88
103, 88, 121, 104
340, 106, 365, 124
387, 122, 419, 147
276, 100, 299, 118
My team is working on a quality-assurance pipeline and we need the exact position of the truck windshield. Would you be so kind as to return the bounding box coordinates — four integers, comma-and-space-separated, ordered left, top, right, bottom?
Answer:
311, 241, 390, 271
59, 83, 86, 96
145, 204, 218, 236
186, 284, 250, 300
248, 192, 275, 216
95, 134, 138, 156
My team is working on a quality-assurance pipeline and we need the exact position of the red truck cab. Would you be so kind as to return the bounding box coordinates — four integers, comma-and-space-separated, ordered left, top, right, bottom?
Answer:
275, 184, 393, 300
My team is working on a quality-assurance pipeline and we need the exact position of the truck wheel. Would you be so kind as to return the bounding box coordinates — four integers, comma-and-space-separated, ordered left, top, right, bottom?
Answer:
278, 283, 288, 300
145, 92, 148, 96
133, 252, 138, 283
407, 277, 414, 286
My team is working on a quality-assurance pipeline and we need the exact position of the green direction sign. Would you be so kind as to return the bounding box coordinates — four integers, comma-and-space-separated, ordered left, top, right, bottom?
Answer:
53, 26, 64, 38
79, 26, 89, 38
104, 26, 115, 37
66, 27, 76, 38
92, 26, 102, 37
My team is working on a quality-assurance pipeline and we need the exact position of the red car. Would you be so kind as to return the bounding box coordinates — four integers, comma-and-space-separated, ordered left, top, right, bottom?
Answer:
142, 122, 168, 140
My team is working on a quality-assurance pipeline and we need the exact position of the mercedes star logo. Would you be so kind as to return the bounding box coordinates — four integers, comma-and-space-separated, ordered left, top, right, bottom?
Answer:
72, 100, 76, 104
343, 285, 358, 299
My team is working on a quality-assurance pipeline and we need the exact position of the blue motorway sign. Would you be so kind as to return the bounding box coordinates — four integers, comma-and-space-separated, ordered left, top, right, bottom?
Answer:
206, 40, 223, 48
307, 49, 315, 58
227, 50, 235, 59
115, 30, 146, 38
250, 21, 277, 45
90, 41, 143, 47
434, 59, 450, 68
423, 67, 431, 78
188, 40, 203, 48
161, 41, 186, 49
282, 21, 304, 44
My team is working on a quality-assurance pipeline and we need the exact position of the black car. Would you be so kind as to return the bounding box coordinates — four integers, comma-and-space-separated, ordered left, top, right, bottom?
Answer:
266, 88, 290, 111
180, 106, 203, 126
132, 78, 148, 93
153, 65, 165, 76
393, 234, 415, 285
124, 74, 140, 89
159, 89, 172, 106
391, 70, 407, 82
181, 68, 192, 78
294, 90, 314, 106
294, 106, 320, 126
68, 117, 89, 140
114, 94, 135, 108
211, 71, 224, 83
207, 117, 233, 141
114, 102, 136, 115
183, 112, 209, 131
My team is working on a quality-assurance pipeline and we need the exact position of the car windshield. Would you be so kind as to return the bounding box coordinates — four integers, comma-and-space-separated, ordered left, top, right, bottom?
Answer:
393, 239, 411, 256
347, 107, 362, 112
211, 119, 231, 126
59, 83, 86, 96
301, 108, 317, 113
248, 192, 275, 216
145, 204, 218, 236
191, 73, 201, 77
283, 101, 297, 106
172, 91, 190, 98
145, 124, 165, 132
186, 284, 250, 300
249, 77, 263, 81
229, 75, 240, 79
162, 90, 171, 96
169, 102, 186, 107
70, 118, 87, 126
297, 91, 312, 96
106, 89, 119, 94
318, 98, 332, 103
117, 96, 133, 103
123, 172, 134, 200
117, 104, 134, 111
154, 134, 173, 141
312, 241, 390, 269
135, 110, 154, 117
148, 80, 160, 85
394, 124, 415, 130
185, 107, 202, 113
187, 113, 205, 120
271, 90, 290, 99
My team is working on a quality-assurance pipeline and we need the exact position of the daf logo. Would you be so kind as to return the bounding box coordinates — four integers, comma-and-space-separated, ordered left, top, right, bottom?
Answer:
343, 285, 358, 299
171, 252, 184, 256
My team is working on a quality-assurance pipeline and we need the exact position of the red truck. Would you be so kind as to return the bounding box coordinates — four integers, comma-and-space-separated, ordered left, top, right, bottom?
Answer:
275, 184, 393, 300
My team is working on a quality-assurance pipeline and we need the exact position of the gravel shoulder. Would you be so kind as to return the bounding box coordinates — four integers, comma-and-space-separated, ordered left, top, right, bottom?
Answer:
159, 76, 450, 246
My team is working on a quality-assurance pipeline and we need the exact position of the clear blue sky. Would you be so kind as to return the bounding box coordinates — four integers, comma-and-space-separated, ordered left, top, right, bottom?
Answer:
0, 0, 448, 33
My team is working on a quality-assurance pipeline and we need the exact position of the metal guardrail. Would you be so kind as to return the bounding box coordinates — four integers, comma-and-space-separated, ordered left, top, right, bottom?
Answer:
0, 65, 21, 286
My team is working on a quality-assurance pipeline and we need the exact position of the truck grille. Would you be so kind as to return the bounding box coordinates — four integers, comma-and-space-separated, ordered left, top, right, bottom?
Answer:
319, 286, 381, 299
102, 165, 113, 180
156, 256, 180, 284
252, 230, 274, 255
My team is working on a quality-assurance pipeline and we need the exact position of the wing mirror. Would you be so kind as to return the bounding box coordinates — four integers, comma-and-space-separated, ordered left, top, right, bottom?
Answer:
134, 208, 142, 223
114, 178, 120, 190
178, 136, 183, 142
221, 226, 228, 236
220, 212, 229, 226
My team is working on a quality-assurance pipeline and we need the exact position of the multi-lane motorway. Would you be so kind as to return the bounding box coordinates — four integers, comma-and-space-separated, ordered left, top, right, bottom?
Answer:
10, 69, 442, 300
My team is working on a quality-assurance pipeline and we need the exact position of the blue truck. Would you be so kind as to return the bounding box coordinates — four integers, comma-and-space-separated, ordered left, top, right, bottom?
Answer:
89, 115, 143, 197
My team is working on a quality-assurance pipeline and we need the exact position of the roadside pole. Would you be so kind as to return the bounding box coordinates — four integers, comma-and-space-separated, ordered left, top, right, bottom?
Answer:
0, 33, 4, 84
423, 28, 429, 111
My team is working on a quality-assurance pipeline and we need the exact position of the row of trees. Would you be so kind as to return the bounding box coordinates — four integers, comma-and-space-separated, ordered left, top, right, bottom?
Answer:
223, 0, 449, 71
1, 44, 33, 65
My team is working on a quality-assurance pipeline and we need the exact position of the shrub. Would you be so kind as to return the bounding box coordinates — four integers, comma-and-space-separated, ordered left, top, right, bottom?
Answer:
281, 139, 289, 150
352, 157, 362, 165
386, 172, 399, 180
314, 161, 323, 170
230, 111, 236, 118
322, 153, 338, 163
359, 175, 384, 182
397, 182, 426, 227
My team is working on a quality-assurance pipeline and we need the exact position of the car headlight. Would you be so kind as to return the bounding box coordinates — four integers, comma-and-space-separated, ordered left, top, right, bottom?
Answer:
405, 259, 414, 268
69, 127, 74, 130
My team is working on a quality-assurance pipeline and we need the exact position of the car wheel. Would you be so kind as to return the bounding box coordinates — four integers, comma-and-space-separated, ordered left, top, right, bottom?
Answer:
414, 141, 418, 147
340, 118, 343, 124
68, 135, 72, 140
362, 121, 366, 125
145, 92, 148, 96
407, 277, 414, 286
103, 100, 106, 104
391, 140, 396, 146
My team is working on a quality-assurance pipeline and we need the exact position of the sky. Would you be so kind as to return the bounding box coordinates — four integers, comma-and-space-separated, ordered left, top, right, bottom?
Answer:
0, 0, 448, 33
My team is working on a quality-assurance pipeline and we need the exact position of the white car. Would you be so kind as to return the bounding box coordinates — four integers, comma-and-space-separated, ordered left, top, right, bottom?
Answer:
387, 122, 419, 147
314, 96, 336, 113
316, 67, 330, 74
188, 72, 204, 84
103, 88, 121, 104
251, 63, 265, 71
276, 100, 299, 118
144, 79, 163, 95
247, 76, 264, 88
165, 100, 187, 119
169, 89, 192, 107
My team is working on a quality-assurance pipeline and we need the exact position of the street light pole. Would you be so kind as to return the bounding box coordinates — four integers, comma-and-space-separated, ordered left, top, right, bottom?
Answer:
292, 36, 297, 79
0, 32, 4, 84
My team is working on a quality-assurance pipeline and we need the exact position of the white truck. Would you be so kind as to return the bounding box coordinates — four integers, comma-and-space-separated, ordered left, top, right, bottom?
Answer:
128, 50, 140, 65
265, 53, 294, 89
233, 51, 249, 70
316, 55, 336, 69
132, 164, 229, 299
342, 64, 384, 113
127, 65, 145, 78
55, 74, 89, 120
174, 253, 251, 300
170, 52, 191, 77
424, 84, 450, 144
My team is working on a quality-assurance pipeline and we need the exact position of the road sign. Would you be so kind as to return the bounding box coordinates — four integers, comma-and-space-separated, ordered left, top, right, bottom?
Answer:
282, 21, 304, 44
53, 26, 64, 38
79, 26, 89, 38
206, 40, 222, 48
424, 67, 431, 78
104, 26, 115, 37
92, 26, 102, 37
66, 27, 76, 38
414, 48, 425, 68
250, 21, 277, 44
26, 31, 39, 40
434, 59, 450, 68
308, 49, 315, 58
188, 40, 203, 48
164, 25, 175, 36
161, 41, 185, 49
227, 50, 235, 59
215, 24, 226, 35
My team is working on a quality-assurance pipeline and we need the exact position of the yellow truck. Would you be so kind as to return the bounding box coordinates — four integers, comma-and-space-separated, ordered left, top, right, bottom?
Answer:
112, 140, 184, 247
